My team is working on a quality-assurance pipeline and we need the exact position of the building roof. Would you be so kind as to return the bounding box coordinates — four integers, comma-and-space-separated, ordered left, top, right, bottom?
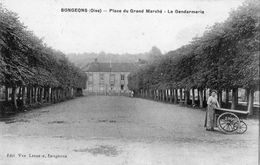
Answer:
82, 62, 137, 72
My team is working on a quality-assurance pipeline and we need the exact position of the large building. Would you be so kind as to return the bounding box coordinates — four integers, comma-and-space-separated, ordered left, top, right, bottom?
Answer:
82, 59, 136, 95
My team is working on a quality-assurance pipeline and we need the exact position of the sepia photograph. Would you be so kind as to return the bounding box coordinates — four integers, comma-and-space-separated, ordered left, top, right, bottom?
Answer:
0, 0, 259, 164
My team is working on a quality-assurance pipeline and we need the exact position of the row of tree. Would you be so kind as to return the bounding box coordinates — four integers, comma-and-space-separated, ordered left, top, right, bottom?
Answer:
0, 5, 87, 112
128, 0, 259, 114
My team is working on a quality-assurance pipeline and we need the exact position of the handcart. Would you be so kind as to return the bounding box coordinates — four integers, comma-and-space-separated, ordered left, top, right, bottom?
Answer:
214, 108, 249, 134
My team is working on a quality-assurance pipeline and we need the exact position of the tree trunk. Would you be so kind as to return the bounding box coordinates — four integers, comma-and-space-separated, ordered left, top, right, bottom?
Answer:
33, 87, 36, 103
57, 89, 59, 101
172, 89, 175, 103
199, 89, 203, 108
166, 90, 169, 102
31, 87, 34, 103
39, 88, 43, 104
245, 88, 250, 106
174, 89, 178, 104
22, 86, 26, 106
12, 86, 18, 110
5, 86, 8, 101
187, 90, 190, 104
36, 87, 39, 102
218, 90, 222, 108
165, 90, 168, 101
59, 88, 61, 101
44, 87, 47, 102
225, 89, 229, 104
57, 88, 59, 101
179, 89, 183, 102
184, 90, 188, 105
163, 90, 165, 101
18, 87, 22, 101
44, 87, 48, 103
168, 89, 171, 102
28, 87, 32, 105
231, 88, 238, 109
53, 88, 55, 102
52, 88, 55, 102
170, 89, 173, 103
192, 88, 195, 105
55, 88, 58, 102
48, 87, 51, 103
247, 88, 254, 115
60, 89, 62, 101
162, 90, 165, 101
50, 88, 53, 102
203, 89, 206, 103
160, 90, 163, 101
52, 88, 54, 102
165, 90, 167, 102
170, 89, 173, 102
62, 88, 64, 100
58, 89, 61, 101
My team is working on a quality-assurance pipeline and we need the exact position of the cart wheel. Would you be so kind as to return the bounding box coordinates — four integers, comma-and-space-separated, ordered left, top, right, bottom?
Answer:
217, 112, 240, 134
235, 121, 247, 134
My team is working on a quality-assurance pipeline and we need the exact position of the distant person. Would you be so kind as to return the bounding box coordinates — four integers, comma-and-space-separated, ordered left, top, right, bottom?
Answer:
205, 90, 220, 131
131, 91, 134, 97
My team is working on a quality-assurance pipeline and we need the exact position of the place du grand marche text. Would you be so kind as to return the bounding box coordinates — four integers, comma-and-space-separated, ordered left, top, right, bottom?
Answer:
61, 8, 205, 14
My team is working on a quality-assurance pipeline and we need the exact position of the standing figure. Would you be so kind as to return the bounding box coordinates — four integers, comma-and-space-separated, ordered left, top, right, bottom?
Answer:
131, 91, 134, 97
205, 90, 220, 131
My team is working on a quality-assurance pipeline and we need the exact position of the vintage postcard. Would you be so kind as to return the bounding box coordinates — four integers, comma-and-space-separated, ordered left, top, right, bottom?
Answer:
0, 0, 259, 164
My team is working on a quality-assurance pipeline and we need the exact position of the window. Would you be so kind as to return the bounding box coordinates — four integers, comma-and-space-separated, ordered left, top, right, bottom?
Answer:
88, 73, 93, 80
88, 85, 93, 90
100, 73, 104, 81
120, 85, 124, 90
110, 74, 115, 85
88, 73, 93, 85
99, 83, 104, 90
120, 74, 125, 80
110, 84, 114, 90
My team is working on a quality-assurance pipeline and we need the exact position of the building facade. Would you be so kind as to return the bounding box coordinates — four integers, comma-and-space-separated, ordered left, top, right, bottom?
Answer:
82, 60, 136, 95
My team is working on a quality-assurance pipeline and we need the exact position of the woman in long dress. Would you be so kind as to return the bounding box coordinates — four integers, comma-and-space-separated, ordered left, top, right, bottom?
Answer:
205, 90, 220, 131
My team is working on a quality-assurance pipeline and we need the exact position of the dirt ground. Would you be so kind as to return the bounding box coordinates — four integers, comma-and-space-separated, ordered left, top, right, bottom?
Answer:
0, 96, 258, 165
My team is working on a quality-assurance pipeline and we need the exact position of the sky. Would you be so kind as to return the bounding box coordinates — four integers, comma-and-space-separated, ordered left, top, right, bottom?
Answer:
1, 0, 245, 54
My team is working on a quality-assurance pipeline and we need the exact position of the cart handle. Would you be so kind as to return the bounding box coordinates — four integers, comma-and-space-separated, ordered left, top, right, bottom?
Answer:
214, 108, 249, 115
